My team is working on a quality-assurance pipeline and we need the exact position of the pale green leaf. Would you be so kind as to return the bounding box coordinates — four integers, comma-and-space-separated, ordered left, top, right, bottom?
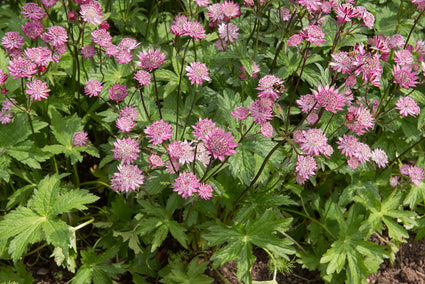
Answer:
51, 189, 99, 216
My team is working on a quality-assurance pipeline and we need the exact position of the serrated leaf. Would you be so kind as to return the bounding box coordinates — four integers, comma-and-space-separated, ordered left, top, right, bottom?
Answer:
228, 145, 255, 185
168, 220, 188, 249
49, 108, 82, 147
113, 231, 143, 254
7, 141, 51, 169
51, 189, 99, 216
151, 224, 168, 252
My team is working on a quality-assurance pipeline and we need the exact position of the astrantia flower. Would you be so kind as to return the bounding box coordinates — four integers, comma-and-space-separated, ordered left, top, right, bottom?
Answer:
300, 25, 325, 46
118, 38, 140, 51
81, 45, 97, 59
205, 127, 238, 161
296, 94, 318, 113
206, 3, 224, 26
408, 165, 425, 186
116, 116, 135, 132
371, 148, 388, 168
192, 118, 216, 141
0, 70, 8, 85
136, 46, 166, 71
149, 154, 164, 168
91, 29, 112, 47
221, 1, 241, 20
295, 128, 332, 157
24, 47, 52, 67
411, 0, 425, 9
346, 104, 375, 135
392, 65, 418, 89
311, 84, 345, 113
40, 0, 58, 8
72, 131, 88, 147
166, 158, 180, 174
104, 45, 118, 57
22, 2, 46, 20
8, 57, 37, 79
260, 122, 273, 138
296, 0, 321, 12
295, 155, 317, 185
84, 80, 103, 97
337, 134, 359, 158
21, 20, 44, 39
218, 22, 239, 43
185, 62, 211, 85
134, 70, 151, 86
330, 51, 354, 75
183, 21, 206, 41
248, 97, 274, 124
198, 183, 213, 200
194, 0, 210, 7
390, 176, 399, 187
280, 8, 291, 21
67, 11, 77, 21
25, 79, 50, 101
120, 106, 138, 121
80, 0, 104, 26
395, 96, 420, 117
43, 26, 68, 46
111, 137, 140, 164
170, 14, 188, 35
2, 32, 25, 51
145, 120, 173, 145
108, 84, 128, 102
0, 113, 13, 125
287, 34, 303, 47
389, 34, 405, 49
195, 142, 211, 166
232, 106, 249, 120
115, 50, 133, 64
394, 49, 414, 66
353, 142, 371, 165
167, 140, 185, 159
173, 172, 200, 198
110, 164, 144, 192
256, 74, 284, 100
415, 40, 425, 54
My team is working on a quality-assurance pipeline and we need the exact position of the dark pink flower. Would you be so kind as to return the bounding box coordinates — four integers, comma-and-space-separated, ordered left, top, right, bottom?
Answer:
136, 46, 166, 71
287, 34, 303, 47
198, 183, 213, 199
248, 97, 274, 124
185, 62, 211, 85
294, 129, 332, 157
346, 103, 375, 135
81, 45, 97, 59
311, 84, 345, 113
205, 127, 238, 161
100, 20, 110, 29
134, 70, 151, 86
221, 1, 241, 20
67, 11, 78, 21
25, 79, 50, 101
40, 0, 58, 8
256, 74, 283, 99
21, 20, 44, 39
8, 57, 37, 79
173, 172, 200, 198
170, 14, 188, 35
232, 106, 249, 120
25, 46, 52, 67
392, 65, 418, 89
72, 131, 88, 147
183, 21, 206, 41
120, 106, 138, 121
84, 80, 103, 97
111, 164, 144, 192
192, 118, 216, 141
2, 32, 25, 50
144, 120, 173, 145
300, 25, 325, 46
91, 29, 112, 47
108, 84, 128, 102
0, 70, 8, 85
42, 26, 68, 46
22, 2, 46, 20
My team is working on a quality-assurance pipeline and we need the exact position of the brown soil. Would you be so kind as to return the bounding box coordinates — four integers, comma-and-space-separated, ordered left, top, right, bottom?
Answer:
25, 235, 425, 283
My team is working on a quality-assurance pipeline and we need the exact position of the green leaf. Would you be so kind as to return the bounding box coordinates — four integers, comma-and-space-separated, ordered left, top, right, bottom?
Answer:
49, 108, 83, 147
113, 231, 143, 254
50, 189, 99, 216
160, 257, 212, 284
6, 141, 51, 169
151, 224, 168, 252
228, 145, 255, 186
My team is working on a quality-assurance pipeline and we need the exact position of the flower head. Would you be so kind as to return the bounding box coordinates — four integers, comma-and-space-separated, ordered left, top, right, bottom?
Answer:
25, 80, 50, 101
206, 3, 224, 26
136, 46, 166, 71
287, 34, 303, 47
116, 116, 135, 132
21, 20, 44, 39
170, 14, 188, 35
232, 106, 249, 120
294, 128, 332, 157
295, 155, 317, 185
72, 131, 88, 147
205, 127, 238, 161
80, 0, 104, 26
198, 183, 214, 200
218, 22, 239, 43
248, 97, 274, 124
394, 49, 413, 66
192, 118, 216, 141
91, 29, 112, 47
195, 0, 211, 6
111, 137, 140, 164
173, 172, 200, 198
392, 65, 417, 89
2, 32, 25, 51
183, 21, 206, 41
22, 2, 46, 20
185, 62, 211, 85
111, 164, 144, 192
149, 154, 164, 168
108, 84, 128, 102
337, 134, 359, 158
120, 106, 139, 121
371, 148, 388, 168
84, 80, 103, 97
134, 70, 152, 86
311, 84, 346, 113
256, 74, 284, 100
408, 165, 425, 186
8, 57, 37, 79
42, 26, 68, 47
0, 70, 8, 85
346, 104, 375, 135
81, 45, 97, 59
300, 25, 325, 46
330, 51, 354, 75
296, 94, 318, 113
144, 120, 173, 145
395, 96, 420, 117
221, 1, 241, 20
40, 0, 58, 8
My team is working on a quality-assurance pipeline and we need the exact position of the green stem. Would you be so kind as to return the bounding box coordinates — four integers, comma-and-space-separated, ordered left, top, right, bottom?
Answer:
151, 70, 162, 119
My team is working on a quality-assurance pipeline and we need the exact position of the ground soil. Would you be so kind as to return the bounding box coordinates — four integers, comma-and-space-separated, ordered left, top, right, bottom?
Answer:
23, 233, 425, 283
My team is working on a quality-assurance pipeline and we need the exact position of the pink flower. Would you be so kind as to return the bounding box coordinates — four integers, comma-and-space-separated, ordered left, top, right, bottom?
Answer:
8, 57, 37, 79
371, 148, 388, 168
170, 14, 188, 35
392, 65, 418, 89
111, 137, 140, 164
81, 45, 97, 59
136, 46, 166, 71
149, 154, 164, 168
166, 158, 180, 174
22, 2, 46, 20
311, 84, 345, 113
183, 21, 206, 41
42, 26, 68, 47
260, 122, 273, 138
116, 116, 135, 132
206, 4, 224, 26
295, 129, 332, 157
296, 0, 321, 12
296, 94, 318, 113
337, 134, 360, 157
0, 70, 8, 85
330, 51, 354, 74
390, 176, 400, 187
300, 25, 325, 46
25, 80, 50, 101
415, 40, 425, 54
67, 11, 77, 21
194, 0, 211, 7
120, 106, 139, 121
221, 1, 241, 20
111, 164, 144, 192
91, 29, 112, 47
24, 47, 52, 67
108, 84, 128, 102
346, 104, 375, 135
40, 0, 58, 8
104, 45, 118, 57
173, 172, 200, 198
100, 20, 110, 29
205, 127, 238, 161
145, 120, 173, 145
192, 118, 216, 141
80, 0, 104, 26
295, 155, 317, 185
256, 74, 284, 100
394, 49, 414, 66
115, 50, 133, 64
232, 106, 249, 120
118, 38, 140, 51
408, 166, 425, 186
218, 22, 239, 43
198, 183, 214, 199
389, 34, 406, 49
134, 70, 152, 86
72, 131, 88, 147
287, 34, 304, 47
21, 20, 44, 39
2, 32, 25, 51
185, 62, 211, 85
248, 97, 274, 124
395, 96, 420, 117
280, 8, 291, 21
411, 0, 425, 9
84, 80, 103, 97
